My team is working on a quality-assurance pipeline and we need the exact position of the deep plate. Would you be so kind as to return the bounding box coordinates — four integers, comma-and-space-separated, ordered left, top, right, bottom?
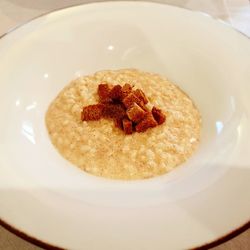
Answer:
0, 1, 250, 249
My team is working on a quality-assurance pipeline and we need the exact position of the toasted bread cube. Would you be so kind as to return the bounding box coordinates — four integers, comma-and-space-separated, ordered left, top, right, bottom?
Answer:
122, 118, 133, 134
98, 83, 112, 103
122, 92, 144, 108
114, 118, 123, 130
134, 89, 148, 104
126, 103, 146, 123
102, 103, 126, 119
121, 83, 133, 99
109, 85, 122, 101
81, 104, 104, 121
135, 112, 158, 132
152, 107, 166, 125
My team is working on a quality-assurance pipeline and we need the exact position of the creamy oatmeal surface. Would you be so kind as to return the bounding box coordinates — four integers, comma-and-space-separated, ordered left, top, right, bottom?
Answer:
46, 69, 201, 180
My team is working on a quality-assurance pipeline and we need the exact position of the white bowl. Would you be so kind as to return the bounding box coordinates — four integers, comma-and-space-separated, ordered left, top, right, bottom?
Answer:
0, 1, 249, 249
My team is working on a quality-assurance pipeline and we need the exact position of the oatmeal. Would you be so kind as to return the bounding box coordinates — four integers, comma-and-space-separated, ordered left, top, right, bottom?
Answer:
46, 69, 201, 180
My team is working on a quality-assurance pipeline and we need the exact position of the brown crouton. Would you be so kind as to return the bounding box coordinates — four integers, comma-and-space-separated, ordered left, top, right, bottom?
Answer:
135, 112, 158, 132
152, 107, 166, 125
109, 85, 122, 101
81, 104, 104, 121
82, 82, 165, 135
134, 89, 148, 104
114, 118, 123, 130
126, 103, 146, 123
98, 83, 112, 103
122, 118, 133, 134
102, 103, 126, 119
121, 83, 133, 99
122, 92, 144, 108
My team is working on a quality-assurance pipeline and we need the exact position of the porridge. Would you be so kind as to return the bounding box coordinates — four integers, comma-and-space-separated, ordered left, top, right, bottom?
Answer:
46, 69, 201, 180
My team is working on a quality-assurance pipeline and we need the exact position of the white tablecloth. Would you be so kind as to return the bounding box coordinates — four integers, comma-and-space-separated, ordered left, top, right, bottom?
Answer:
0, 1, 249, 249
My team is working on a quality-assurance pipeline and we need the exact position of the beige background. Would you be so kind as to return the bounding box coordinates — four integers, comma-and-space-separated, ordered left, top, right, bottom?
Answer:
0, 0, 249, 249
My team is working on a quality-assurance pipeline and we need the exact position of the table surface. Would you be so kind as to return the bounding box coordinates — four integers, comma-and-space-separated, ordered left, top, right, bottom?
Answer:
0, 0, 249, 249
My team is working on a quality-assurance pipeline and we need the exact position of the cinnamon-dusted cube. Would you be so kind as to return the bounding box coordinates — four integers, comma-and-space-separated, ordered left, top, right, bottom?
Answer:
121, 83, 133, 99
114, 118, 123, 130
152, 106, 166, 125
134, 89, 148, 104
103, 103, 126, 119
135, 112, 158, 133
109, 85, 122, 101
122, 92, 144, 108
98, 83, 112, 103
81, 104, 104, 121
126, 103, 146, 123
122, 118, 133, 134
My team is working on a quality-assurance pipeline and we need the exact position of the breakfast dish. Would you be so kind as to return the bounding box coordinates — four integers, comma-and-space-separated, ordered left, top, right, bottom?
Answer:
46, 69, 201, 180
1, 1, 250, 249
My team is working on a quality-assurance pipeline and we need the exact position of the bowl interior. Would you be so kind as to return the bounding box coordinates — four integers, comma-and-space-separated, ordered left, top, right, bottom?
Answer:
0, 2, 247, 205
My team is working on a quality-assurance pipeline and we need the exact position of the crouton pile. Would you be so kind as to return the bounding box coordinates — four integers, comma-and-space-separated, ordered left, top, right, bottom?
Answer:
81, 83, 166, 134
